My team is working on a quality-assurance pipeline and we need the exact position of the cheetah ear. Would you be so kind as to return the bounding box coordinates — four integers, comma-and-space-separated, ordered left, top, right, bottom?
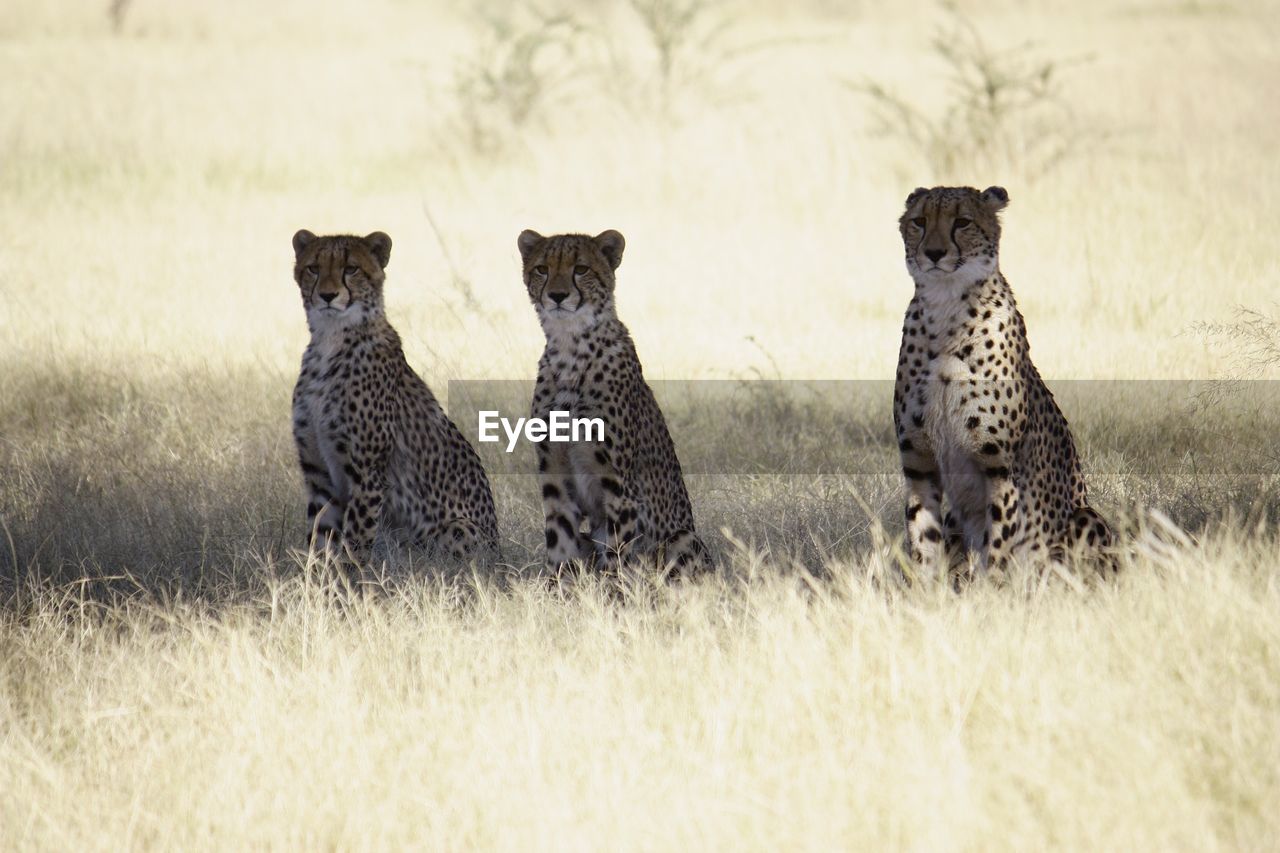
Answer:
292, 229, 316, 258
905, 187, 929, 208
981, 186, 1009, 211
517, 229, 545, 262
593, 230, 625, 271
363, 232, 392, 269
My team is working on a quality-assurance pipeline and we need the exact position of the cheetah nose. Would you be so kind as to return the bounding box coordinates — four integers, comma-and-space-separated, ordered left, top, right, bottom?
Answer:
548, 291, 570, 305
318, 291, 338, 304
924, 249, 945, 264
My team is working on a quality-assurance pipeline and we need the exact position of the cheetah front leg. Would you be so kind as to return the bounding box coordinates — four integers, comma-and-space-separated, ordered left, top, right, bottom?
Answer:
657, 530, 710, 578
568, 443, 643, 577
337, 443, 388, 568
1066, 505, 1118, 573
900, 446, 948, 581
537, 442, 590, 575
958, 381, 1028, 574
901, 425, 952, 578
981, 473, 1023, 574
896, 379, 955, 580
430, 518, 487, 561
301, 461, 344, 553
598, 474, 644, 577
294, 416, 344, 555
340, 476, 385, 569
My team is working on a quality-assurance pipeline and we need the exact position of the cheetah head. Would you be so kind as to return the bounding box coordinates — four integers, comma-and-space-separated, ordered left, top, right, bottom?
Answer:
292, 230, 392, 330
899, 186, 1007, 288
517, 229, 625, 331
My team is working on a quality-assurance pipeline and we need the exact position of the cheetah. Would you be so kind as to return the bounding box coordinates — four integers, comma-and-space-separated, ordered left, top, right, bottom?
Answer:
517, 229, 709, 578
290, 229, 498, 565
892, 186, 1114, 579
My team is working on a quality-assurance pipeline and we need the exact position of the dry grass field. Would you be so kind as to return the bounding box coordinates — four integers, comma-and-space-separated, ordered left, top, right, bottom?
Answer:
2, 0, 1279, 848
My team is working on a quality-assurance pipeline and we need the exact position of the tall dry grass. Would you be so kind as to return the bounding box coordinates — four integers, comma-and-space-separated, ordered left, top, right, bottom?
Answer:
3, 528, 1279, 849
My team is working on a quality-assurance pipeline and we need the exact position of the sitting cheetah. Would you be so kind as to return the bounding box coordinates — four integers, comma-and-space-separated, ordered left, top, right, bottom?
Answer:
892, 186, 1113, 578
517, 229, 709, 578
290, 229, 498, 564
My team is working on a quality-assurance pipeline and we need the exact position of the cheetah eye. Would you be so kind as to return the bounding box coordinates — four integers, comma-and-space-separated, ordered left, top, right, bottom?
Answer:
532, 265, 548, 276
304, 265, 319, 276
573, 264, 589, 276
343, 265, 358, 276
911, 217, 926, 228
954, 218, 972, 228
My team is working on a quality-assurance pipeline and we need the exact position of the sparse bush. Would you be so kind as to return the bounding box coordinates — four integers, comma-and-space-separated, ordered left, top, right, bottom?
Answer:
108, 0, 132, 33
1193, 306, 1280, 379
1189, 307, 1280, 469
623, 0, 730, 117
450, 4, 588, 157
445, 0, 779, 156
853, 1, 1093, 178
617, 0, 789, 121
